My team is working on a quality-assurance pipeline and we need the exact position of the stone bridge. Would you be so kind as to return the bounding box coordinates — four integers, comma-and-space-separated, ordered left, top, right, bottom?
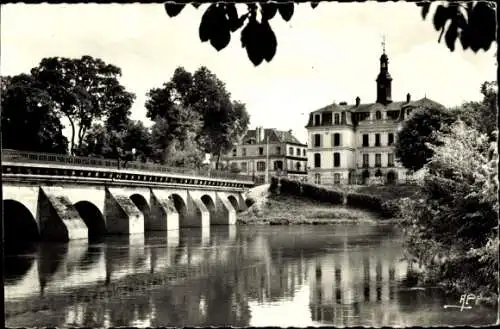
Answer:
2, 150, 254, 243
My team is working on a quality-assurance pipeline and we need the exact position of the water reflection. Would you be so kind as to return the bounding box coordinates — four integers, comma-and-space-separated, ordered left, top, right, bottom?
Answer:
5, 225, 497, 327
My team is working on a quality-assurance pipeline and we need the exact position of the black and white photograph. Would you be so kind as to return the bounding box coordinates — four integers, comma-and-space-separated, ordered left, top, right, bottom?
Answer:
1, 1, 498, 327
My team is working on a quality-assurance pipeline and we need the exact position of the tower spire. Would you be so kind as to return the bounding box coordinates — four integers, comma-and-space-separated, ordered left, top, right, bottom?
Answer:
376, 33, 392, 105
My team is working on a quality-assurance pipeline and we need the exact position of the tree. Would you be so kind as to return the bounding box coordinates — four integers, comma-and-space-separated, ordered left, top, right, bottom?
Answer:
145, 66, 250, 168
80, 120, 152, 162
1, 74, 68, 153
163, 1, 496, 66
453, 81, 497, 139
395, 103, 457, 171
31, 56, 135, 154
399, 121, 498, 295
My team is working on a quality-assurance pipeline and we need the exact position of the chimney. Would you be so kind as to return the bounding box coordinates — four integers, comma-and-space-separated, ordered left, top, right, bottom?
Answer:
255, 127, 261, 143
406, 93, 411, 103
355, 96, 360, 107
260, 126, 265, 143
339, 101, 347, 105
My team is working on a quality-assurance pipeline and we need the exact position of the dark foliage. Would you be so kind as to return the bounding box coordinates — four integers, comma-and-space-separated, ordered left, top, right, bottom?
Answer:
1, 74, 69, 153
273, 177, 344, 205
164, 1, 496, 66
245, 197, 256, 208
346, 193, 383, 213
395, 104, 457, 171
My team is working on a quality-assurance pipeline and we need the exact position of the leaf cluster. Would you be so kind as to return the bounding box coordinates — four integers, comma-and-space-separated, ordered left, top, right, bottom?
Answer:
165, 2, 495, 65
418, 1, 496, 52
165, 2, 318, 66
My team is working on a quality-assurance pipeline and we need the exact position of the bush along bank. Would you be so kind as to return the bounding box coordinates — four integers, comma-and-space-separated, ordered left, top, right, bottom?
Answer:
270, 177, 399, 218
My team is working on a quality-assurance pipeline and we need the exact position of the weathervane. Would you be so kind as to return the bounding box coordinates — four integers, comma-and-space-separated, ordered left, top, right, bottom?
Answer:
381, 34, 387, 54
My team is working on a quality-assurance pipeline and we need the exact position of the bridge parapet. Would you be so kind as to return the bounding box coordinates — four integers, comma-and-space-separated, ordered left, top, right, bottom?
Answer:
2, 149, 254, 183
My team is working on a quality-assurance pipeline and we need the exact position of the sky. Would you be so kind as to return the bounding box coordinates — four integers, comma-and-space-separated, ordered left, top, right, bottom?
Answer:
1, 3, 496, 144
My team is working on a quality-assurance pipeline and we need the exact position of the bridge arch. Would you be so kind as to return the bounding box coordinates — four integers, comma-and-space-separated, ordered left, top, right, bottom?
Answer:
201, 194, 216, 222
227, 195, 239, 212
3, 199, 40, 247
170, 193, 187, 221
74, 201, 107, 242
130, 194, 152, 231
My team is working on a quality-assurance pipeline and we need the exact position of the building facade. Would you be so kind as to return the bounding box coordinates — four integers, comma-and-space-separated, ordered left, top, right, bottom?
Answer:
214, 127, 308, 184
305, 49, 443, 185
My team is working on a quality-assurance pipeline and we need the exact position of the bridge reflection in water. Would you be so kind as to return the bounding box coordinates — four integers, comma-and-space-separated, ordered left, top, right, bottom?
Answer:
4, 225, 497, 327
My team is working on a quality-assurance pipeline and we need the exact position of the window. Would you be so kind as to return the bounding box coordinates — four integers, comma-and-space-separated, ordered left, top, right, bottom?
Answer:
388, 153, 394, 167
314, 173, 321, 184
289, 147, 293, 155
314, 153, 321, 168
341, 112, 346, 124
333, 152, 341, 167
333, 133, 341, 146
363, 154, 369, 167
296, 162, 301, 171
362, 134, 369, 147
274, 160, 283, 170
375, 153, 381, 167
375, 111, 382, 120
259, 147, 264, 155
388, 133, 394, 146
303, 149, 306, 156
314, 114, 321, 126
257, 161, 266, 171
296, 147, 300, 155
232, 148, 237, 156
276, 146, 281, 155
242, 148, 246, 156
314, 134, 321, 147
334, 113, 340, 124
333, 173, 341, 185
241, 162, 247, 171
375, 134, 381, 147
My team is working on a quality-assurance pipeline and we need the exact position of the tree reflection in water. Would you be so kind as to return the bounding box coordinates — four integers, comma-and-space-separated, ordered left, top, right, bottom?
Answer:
4, 226, 498, 327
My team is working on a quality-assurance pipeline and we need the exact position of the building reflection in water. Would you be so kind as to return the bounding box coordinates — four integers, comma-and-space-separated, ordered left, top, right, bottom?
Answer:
4, 225, 497, 327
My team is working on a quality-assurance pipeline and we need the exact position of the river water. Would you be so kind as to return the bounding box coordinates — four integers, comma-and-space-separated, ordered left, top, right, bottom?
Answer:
4, 224, 497, 327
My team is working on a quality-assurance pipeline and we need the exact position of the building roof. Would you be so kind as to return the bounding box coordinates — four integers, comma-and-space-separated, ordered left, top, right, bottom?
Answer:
242, 128, 306, 146
309, 97, 443, 114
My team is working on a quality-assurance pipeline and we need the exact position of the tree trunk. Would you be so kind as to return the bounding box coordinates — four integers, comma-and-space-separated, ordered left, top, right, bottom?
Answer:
68, 116, 76, 155
216, 152, 221, 170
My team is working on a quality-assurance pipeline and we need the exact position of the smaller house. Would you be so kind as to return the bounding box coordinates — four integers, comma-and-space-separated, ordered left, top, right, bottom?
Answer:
213, 127, 308, 184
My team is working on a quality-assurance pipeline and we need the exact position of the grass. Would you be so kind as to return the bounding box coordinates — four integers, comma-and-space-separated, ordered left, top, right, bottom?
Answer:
239, 192, 380, 225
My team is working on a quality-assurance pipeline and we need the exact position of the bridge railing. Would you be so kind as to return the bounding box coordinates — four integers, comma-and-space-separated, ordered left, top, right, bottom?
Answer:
1, 149, 254, 182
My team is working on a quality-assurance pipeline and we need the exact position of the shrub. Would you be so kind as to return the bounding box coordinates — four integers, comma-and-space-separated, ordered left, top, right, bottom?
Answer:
269, 176, 279, 193
400, 121, 498, 296
245, 197, 256, 208
302, 182, 344, 205
346, 192, 383, 212
280, 178, 301, 195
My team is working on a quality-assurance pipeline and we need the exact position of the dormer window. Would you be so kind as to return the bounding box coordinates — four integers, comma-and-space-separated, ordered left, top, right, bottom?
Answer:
334, 113, 340, 124
375, 111, 382, 120
314, 114, 321, 126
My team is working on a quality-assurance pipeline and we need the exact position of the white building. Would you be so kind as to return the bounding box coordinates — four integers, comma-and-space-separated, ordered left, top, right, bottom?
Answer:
213, 127, 308, 184
305, 49, 443, 185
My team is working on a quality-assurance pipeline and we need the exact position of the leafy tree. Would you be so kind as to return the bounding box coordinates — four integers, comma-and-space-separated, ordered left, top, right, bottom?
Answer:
1, 74, 68, 153
164, 1, 496, 66
80, 120, 152, 163
31, 55, 135, 154
145, 66, 249, 168
399, 121, 498, 296
453, 81, 497, 140
395, 103, 457, 171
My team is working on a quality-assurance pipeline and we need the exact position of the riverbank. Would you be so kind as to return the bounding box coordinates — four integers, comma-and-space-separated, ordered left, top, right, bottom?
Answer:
239, 186, 385, 225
